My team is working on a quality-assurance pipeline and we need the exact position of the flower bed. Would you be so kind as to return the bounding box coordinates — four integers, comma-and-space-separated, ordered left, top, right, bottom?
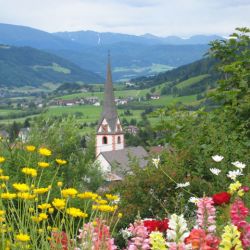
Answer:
0, 139, 249, 249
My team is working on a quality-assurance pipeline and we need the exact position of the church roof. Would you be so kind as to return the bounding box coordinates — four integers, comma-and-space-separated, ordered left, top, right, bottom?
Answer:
97, 53, 118, 133
100, 146, 148, 177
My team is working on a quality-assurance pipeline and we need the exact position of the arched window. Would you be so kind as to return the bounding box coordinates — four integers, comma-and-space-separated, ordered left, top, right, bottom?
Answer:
102, 136, 108, 144
117, 136, 121, 144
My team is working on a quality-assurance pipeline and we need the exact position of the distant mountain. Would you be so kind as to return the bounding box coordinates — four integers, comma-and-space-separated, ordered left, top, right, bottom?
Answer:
0, 23, 222, 81
0, 45, 103, 87
54, 30, 222, 46
0, 23, 84, 50
51, 42, 209, 80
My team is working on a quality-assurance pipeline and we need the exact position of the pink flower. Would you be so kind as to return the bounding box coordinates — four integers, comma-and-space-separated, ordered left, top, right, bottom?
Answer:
230, 199, 250, 249
196, 197, 216, 234
241, 186, 250, 193
126, 220, 150, 250
78, 219, 117, 250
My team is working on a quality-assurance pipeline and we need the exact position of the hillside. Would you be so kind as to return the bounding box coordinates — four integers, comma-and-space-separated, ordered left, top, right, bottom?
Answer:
0, 23, 214, 81
132, 57, 220, 96
0, 45, 103, 87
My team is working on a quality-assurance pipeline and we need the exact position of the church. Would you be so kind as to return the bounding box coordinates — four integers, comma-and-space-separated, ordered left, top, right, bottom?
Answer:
95, 55, 148, 181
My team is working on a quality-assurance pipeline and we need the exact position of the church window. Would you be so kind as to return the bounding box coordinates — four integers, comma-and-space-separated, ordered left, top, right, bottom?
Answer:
103, 136, 108, 144
102, 124, 108, 132
117, 124, 121, 131
117, 136, 121, 144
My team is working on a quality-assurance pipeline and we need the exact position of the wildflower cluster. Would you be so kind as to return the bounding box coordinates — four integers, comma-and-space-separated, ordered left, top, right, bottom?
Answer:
0, 144, 121, 250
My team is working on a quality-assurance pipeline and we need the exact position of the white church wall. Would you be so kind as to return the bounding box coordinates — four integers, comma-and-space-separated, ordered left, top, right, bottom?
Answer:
96, 134, 113, 156
96, 154, 111, 173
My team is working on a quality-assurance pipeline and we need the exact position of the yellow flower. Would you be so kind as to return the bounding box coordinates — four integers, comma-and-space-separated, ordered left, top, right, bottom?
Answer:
92, 205, 117, 213
16, 233, 30, 242
149, 232, 167, 250
106, 194, 120, 201
57, 181, 63, 187
39, 147, 52, 156
0, 175, 9, 181
13, 183, 30, 192
61, 188, 78, 198
118, 212, 123, 218
0, 210, 5, 216
52, 198, 66, 210
0, 168, 3, 174
0, 183, 6, 188
78, 191, 98, 200
38, 162, 50, 168
47, 226, 52, 231
34, 187, 49, 195
95, 199, 108, 205
26, 145, 36, 152
237, 189, 244, 197
22, 167, 37, 177
0, 156, 5, 164
1, 192, 16, 199
48, 208, 54, 214
66, 207, 88, 218
228, 181, 242, 194
38, 228, 43, 234
17, 192, 36, 200
31, 216, 42, 223
219, 225, 242, 250
56, 159, 67, 165
38, 203, 51, 210
0, 217, 5, 222
39, 213, 48, 220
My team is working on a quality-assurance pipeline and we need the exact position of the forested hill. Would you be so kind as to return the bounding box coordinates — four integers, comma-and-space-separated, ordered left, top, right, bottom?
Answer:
0, 45, 103, 87
132, 57, 220, 96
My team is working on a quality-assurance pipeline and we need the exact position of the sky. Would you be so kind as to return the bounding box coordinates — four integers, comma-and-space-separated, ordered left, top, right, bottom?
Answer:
0, 0, 250, 37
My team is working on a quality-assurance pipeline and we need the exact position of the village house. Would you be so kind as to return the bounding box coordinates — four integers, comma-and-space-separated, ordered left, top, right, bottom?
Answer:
125, 125, 139, 135
150, 94, 160, 100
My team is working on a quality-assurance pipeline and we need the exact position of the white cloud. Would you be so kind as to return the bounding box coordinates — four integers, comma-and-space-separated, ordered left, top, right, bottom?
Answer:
0, 0, 249, 36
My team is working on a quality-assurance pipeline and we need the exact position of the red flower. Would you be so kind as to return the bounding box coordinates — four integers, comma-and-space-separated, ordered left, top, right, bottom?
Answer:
143, 219, 168, 233
212, 192, 231, 205
51, 231, 69, 250
185, 229, 220, 250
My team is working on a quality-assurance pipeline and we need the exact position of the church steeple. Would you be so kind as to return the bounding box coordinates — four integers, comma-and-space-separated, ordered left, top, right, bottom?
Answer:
101, 52, 118, 132
96, 53, 124, 157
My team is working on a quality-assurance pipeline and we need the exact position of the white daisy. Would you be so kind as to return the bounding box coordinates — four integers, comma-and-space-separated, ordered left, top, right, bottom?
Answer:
152, 156, 160, 168
188, 197, 199, 204
176, 182, 190, 189
227, 170, 243, 181
210, 168, 221, 175
231, 161, 246, 170
212, 155, 224, 162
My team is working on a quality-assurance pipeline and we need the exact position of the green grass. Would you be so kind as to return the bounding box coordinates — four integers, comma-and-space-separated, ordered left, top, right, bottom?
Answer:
0, 109, 24, 115
57, 89, 149, 100
176, 74, 210, 89
33, 63, 71, 74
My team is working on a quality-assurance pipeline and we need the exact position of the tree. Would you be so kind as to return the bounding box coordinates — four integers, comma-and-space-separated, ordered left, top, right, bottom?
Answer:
209, 27, 250, 110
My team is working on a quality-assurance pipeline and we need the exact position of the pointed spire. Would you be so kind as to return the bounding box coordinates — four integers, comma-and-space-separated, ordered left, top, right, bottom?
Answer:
98, 52, 118, 132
